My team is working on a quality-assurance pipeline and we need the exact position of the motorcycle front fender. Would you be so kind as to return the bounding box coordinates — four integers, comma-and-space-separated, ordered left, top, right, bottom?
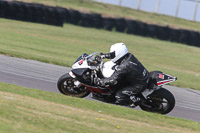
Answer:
69, 71, 76, 78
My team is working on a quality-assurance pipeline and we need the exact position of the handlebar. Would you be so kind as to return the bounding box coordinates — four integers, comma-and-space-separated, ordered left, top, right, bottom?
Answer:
86, 52, 115, 68
99, 52, 115, 59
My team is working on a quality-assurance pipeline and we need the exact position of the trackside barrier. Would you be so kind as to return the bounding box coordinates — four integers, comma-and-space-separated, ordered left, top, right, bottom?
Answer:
0, 0, 66, 26
0, 0, 200, 47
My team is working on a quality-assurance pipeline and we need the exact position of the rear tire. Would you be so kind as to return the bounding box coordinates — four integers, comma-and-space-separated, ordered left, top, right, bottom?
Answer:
57, 73, 90, 98
139, 88, 175, 114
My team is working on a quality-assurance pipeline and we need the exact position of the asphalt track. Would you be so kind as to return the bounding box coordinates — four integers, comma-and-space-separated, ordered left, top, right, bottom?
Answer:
0, 55, 200, 122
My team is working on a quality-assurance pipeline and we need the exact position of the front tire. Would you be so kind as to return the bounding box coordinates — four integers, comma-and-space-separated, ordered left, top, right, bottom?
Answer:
57, 73, 90, 98
139, 88, 175, 114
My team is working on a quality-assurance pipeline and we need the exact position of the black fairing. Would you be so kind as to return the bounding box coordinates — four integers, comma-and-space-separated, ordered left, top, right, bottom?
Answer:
72, 68, 88, 78
72, 68, 91, 84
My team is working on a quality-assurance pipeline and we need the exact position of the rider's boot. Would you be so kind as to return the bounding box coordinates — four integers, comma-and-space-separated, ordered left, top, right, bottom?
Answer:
115, 95, 130, 106
130, 95, 141, 106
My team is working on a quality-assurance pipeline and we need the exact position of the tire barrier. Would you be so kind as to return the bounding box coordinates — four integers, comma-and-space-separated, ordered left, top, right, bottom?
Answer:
156, 26, 170, 40
188, 31, 200, 47
66, 9, 81, 25
102, 17, 116, 31
147, 24, 158, 38
178, 29, 190, 44
138, 22, 149, 36
115, 18, 127, 32
126, 20, 138, 34
108, 17, 199, 47
0, 0, 199, 47
91, 13, 103, 28
169, 29, 181, 43
0, 0, 66, 26
79, 13, 102, 28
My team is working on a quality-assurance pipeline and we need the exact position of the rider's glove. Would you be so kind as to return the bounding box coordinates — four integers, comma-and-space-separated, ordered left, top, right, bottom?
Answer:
95, 55, 102, 63
94, 77, 105, 86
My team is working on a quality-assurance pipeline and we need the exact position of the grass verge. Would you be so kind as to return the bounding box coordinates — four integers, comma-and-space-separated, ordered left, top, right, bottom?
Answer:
16, 0, 200, 31
0, 82, 199, 133
0, 18, 200, 90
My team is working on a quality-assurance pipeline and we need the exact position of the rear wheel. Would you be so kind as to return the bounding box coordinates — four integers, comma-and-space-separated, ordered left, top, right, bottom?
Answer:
57, 73, 90, 98
139, 88, 175, 114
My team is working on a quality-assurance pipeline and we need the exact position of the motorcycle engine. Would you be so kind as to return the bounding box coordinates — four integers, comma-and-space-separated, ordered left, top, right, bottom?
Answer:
82, 71, 91, 84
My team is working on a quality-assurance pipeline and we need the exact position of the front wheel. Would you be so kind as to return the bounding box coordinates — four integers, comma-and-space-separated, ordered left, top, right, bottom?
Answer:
57, 73, 90, 98
139, 88, 175, 114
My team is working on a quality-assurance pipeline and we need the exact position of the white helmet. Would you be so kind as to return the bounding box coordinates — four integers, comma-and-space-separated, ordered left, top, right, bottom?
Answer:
110, 43, 128, 63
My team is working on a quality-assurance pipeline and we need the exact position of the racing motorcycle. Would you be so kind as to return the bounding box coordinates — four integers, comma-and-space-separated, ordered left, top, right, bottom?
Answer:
57, 52, 177, 114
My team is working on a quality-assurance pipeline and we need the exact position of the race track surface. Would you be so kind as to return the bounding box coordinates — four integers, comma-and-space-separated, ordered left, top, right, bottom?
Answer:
0, 55, 200, 122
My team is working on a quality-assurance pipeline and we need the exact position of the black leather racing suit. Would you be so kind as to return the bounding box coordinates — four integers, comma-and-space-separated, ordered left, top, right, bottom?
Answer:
101, 53, 149, 104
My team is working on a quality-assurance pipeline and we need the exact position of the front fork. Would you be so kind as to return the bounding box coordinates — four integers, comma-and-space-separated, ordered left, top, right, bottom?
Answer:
90, 70, 99, 85
69, 71, 82, 88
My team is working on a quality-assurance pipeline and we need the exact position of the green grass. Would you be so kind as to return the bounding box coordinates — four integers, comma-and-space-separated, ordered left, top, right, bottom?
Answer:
16, 0, 200, 31
0, 82, 199, 133
0, 18, 200, 90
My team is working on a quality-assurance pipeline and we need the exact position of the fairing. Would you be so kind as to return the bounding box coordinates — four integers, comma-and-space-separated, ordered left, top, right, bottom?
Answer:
73, 53, 88, 64
156, 73, 177, 86
72, 52, 98, 70
71, 68, 88, 78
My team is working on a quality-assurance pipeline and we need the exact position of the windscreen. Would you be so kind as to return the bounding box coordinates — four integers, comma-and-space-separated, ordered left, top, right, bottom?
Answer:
73, 53, 88, 64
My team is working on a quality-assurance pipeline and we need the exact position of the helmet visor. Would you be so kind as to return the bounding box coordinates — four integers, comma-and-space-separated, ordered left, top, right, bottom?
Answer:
104, 51, 115, 59
109, 51, 116, 59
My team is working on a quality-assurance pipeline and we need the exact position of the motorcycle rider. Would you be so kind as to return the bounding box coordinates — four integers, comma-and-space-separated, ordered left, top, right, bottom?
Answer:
94, 43, 149, 105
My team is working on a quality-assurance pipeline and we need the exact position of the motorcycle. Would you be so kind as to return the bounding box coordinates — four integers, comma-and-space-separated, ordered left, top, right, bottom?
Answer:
57, 52, 177, 114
